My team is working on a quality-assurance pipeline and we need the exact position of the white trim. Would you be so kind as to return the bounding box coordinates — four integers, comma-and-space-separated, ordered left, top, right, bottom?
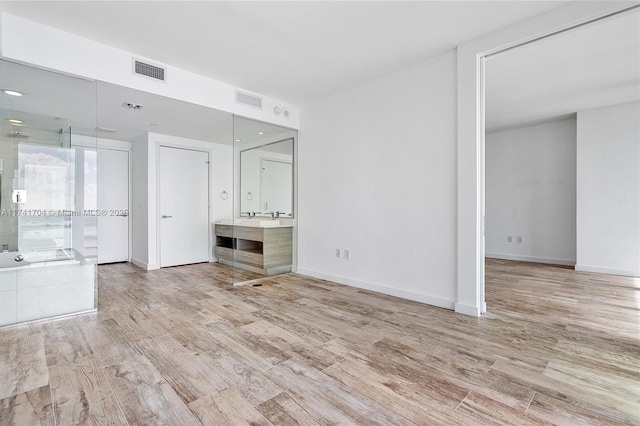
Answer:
454, 303, 481, 317
0, 308, 97, 330
130, 257, 159, 271
130, 257, 147, 269
485, 253, 575, 267
575, 265, 639, 278
296, 269, 455, 310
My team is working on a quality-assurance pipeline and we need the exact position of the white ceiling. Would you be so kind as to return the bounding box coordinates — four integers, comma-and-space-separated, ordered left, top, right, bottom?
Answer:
97, 81, 234, 143
0, 1, 572, 104
1, 1, 636, 140
486, 8, 640, 132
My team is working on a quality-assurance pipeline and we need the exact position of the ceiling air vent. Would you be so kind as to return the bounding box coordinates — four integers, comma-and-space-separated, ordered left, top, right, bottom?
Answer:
133, 59, 166, 82
236, 91, 263, 109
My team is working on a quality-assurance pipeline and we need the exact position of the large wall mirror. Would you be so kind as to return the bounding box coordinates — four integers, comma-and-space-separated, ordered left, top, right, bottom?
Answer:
234, 116, 297, 218
240, 138, 293, 216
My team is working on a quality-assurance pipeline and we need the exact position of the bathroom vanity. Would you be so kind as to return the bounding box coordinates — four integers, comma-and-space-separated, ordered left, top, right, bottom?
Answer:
214, 220, 293, 276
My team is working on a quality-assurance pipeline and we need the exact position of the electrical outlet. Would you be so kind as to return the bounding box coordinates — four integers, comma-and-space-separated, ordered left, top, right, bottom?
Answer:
335, 248, 341, 258
344, 249, 351, 260
507, 236, 512, 243
517, 236, 523, 244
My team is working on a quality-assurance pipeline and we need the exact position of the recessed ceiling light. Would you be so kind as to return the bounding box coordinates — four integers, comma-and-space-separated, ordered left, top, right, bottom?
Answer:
8, 119, 23, 124
234, 139, 241, 142
3, 90, 23, 97
257, 131, 265, 135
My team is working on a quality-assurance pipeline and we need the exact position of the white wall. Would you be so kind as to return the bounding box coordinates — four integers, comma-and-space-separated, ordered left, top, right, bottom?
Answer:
485, 118, 577, 265
131, 133, 233, 270
298, 50, 458, 309
576, 101, 640, 277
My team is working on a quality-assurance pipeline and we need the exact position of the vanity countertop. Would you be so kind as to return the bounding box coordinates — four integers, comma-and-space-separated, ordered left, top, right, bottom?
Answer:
215, 218, 293, 228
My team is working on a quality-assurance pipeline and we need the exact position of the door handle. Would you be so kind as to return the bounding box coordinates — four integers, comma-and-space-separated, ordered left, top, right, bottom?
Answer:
162, 215, 173, 219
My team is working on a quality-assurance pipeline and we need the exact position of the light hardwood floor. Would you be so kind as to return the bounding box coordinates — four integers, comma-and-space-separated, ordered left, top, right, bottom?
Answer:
0, 259, 638, 425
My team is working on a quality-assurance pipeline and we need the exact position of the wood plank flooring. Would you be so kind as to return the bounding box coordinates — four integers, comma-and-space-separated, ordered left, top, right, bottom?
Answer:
0, 259, 638, 425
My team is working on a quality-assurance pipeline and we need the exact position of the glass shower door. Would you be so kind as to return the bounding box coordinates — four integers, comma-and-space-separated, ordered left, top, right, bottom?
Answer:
0, 59, 98, 327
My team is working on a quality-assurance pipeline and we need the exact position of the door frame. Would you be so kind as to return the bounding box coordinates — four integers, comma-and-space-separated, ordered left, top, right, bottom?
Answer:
155, 140, 213, 268
456, 3, 637, 316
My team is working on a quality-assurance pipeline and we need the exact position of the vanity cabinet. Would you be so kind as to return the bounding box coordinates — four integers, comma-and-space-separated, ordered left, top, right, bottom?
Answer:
214, 224, 292, 276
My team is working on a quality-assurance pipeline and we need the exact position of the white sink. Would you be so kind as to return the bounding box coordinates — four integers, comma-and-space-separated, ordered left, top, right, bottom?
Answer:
218, 218, 281, 227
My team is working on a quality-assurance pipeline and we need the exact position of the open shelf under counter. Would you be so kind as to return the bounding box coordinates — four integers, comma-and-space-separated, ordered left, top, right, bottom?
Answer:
214, 223, 293, 276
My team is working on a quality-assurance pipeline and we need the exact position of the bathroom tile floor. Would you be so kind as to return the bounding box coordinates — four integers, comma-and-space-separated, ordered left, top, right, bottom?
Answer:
0, 259, 638, 425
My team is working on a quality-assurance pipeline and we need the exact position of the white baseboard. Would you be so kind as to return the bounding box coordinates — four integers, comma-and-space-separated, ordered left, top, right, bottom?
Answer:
130, 258, 146, 269
296, 268, 455, 310
574, 264, 639, 277
130, 257, 159, 271
485, 252, 575, 266
454, 303, 482, 317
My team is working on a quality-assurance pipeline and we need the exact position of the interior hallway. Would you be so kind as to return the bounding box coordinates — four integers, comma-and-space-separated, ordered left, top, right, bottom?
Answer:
0, 259, 638, 425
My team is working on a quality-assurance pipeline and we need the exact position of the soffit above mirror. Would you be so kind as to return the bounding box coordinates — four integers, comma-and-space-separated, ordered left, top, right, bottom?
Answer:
0, 60, 235, 144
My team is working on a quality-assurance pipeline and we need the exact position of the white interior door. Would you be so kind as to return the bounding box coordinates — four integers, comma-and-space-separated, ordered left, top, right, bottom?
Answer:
97, 148, 129, 264
260, 159, 292, 213
159, 146, 209, 267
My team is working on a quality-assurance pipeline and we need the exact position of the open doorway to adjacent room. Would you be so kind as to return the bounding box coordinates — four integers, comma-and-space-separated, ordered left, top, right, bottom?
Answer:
482, 7, 640, 310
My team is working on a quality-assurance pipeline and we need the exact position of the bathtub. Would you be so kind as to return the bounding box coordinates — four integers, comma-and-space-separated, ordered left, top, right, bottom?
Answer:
0, 249, 96, 327
0, 252, 31, 268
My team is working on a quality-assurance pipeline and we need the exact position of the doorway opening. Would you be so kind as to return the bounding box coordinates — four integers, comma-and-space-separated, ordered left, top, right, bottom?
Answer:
480, 6, 640, 312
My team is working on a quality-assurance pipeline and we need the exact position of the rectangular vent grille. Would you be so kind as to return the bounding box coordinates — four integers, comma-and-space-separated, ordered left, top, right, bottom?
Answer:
236, 91, 263, 109
133, 60, 166, 82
